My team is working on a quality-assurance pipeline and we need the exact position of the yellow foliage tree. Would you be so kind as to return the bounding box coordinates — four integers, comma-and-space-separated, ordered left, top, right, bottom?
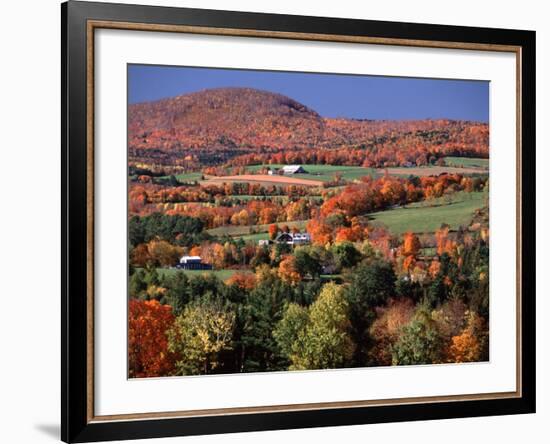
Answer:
168, 298, 235, 375
275, 283, 354, 370
147, 240, 183, 267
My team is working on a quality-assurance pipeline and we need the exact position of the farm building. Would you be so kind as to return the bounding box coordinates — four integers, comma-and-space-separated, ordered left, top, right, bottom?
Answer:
281, 165, 308, 175
275, 232, 311, 245
177, 255, 213, 270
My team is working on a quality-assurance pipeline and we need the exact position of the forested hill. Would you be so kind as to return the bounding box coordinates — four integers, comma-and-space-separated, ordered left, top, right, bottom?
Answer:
128, 87, 489, 167
129, 87, 325, 149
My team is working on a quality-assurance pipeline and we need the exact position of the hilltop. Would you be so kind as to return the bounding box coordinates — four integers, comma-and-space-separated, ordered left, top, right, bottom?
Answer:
129, 87, 325, 149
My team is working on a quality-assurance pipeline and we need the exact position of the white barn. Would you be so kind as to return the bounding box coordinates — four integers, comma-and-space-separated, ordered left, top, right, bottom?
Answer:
179, 255, 202, 264
281, 165, 308, 175
178, 255, 212, 270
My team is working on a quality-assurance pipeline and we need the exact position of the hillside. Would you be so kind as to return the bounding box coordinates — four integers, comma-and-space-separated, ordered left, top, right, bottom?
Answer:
128, 87, 489, 168
129, 88, 325, 159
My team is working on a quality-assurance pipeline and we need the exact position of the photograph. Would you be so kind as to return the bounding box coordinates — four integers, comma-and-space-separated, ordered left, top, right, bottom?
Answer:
127, 65, 490, 378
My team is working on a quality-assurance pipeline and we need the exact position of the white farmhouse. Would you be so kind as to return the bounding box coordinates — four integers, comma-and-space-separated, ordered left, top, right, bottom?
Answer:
275, 232, 311, 245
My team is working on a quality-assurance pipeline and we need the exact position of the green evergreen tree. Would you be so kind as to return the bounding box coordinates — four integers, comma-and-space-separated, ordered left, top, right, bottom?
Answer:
239, 276, 290, 372
331, 241, 361, 271
346, 260, 396, 365
294, 248, 322, 279
391, 309, 443, 365
164, 272, 190, 316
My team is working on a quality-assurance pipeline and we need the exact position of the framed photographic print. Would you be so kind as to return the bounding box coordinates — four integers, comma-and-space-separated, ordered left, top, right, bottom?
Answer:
61, 1, 536, 442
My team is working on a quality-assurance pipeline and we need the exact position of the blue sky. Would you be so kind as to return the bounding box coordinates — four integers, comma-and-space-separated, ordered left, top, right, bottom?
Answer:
128, 64, 489, 122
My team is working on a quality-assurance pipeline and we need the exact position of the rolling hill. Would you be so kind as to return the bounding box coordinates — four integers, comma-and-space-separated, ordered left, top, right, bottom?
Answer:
128, 87, 489, 167
129, 87, 326, 152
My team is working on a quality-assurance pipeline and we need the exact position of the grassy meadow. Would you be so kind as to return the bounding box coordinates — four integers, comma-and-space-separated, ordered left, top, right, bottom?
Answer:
206, 219, 309, 238
245, 164, 377, 182
367, 191, 488, 234
144, 268, 239, 281
158, 172, 204, 182
442, 156, 489, 169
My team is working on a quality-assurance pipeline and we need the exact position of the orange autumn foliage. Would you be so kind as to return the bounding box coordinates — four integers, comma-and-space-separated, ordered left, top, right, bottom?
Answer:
130, 88, 488, 170
335, 226, 363, 243
402, 232, 421, 257
225, 272, 257, 290
131, 240, 183, 267
402, 255, 416, 273
278, 255, 301, 285
435, 226, 457, 256
428, 259, 441, 278
447, 330, 481, 363
446, 313, 487, 363
268, 223, 279, 240
306, 218, 333, 246
128, 299, 178, 378
189, 245, 202, 256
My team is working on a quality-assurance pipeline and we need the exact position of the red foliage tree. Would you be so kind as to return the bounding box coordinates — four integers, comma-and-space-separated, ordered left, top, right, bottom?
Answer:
225, 272, 257, 290
129, 300, 178, 378
268, 223, 279, 240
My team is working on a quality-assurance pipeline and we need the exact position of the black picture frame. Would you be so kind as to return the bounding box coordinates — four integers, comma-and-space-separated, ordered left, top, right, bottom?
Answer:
62, 1, 536, 442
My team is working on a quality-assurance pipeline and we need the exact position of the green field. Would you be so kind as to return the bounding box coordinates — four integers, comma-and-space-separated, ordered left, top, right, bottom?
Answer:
379, 165, 489, 177
367, 191, 487, 235
442, 156, 489, 169
245, 164, 376, 182
207, 219, 309, 238
225, 195, 297, 203
209, 190, 487, 239
152, 268, 238, 280
420, 247, 437, 257
158, 172, 203, 182
237, 232, 271, 242
229, 195, 322, 201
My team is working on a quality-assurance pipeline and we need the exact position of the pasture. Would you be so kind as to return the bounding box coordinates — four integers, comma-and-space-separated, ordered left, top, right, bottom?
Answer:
153, 268, 238, 281
377, 165, 488, 177
207, 219, 309, 238
442, 156, 489, 169
225, 195, 291, 202
237, 232, 270, 242
367, 191, 487, 234
157, 172, 203, 182
245, 164, 376, 182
